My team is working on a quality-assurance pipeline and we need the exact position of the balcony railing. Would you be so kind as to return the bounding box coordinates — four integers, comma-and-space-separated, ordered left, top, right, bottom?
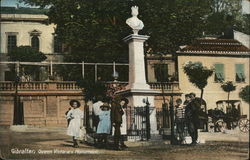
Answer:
0, 81, 81, 91
0, 81, 180, 92
148, 82, 180, 91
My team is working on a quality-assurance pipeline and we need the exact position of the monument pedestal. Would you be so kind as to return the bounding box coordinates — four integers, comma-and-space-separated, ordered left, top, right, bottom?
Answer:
118, 89, 161, 134
118, 34, 160, 135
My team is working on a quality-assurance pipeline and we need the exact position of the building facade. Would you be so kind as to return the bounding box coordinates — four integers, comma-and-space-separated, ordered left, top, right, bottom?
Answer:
0, 7, 63, 81
1, 7, 249, 128
177, 38, 250, 118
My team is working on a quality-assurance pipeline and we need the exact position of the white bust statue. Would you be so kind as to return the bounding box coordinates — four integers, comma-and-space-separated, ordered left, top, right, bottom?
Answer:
126, 6, 144, 35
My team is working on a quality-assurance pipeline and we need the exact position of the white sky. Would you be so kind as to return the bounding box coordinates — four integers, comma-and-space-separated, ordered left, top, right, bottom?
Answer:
242, 0, 250, 14
1, 0, 249, 13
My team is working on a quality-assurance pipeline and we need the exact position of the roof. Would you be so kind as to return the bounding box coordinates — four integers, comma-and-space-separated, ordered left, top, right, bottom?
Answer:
0, 7, 48, 15
178, 38, 250, 56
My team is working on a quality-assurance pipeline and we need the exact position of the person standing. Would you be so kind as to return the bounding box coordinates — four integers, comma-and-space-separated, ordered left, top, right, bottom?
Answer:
111, 97, 129, 150
66, 100, 84, 148
65, 106, 72, 126
174, 98, 185, 144
185, 93, 200, 145
92, 96, 104, 132
92, 96, 104, 145
96, 102, 111, 148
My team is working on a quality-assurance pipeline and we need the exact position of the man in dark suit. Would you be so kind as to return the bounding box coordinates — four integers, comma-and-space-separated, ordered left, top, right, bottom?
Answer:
111, 97, 129, 150
185, 92, 200, 145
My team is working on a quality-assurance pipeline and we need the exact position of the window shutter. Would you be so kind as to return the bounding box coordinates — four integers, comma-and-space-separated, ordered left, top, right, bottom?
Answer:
214, 64, 224, 81
235, 64, 245, 82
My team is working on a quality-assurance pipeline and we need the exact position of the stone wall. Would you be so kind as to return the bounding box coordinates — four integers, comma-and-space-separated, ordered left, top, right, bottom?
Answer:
0, 95, 85, 127
0, 96, 14, 126
0, 82, 84, 127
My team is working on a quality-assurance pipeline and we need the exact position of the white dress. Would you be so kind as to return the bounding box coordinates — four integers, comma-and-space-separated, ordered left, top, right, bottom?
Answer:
93, 101, 103, 116
66, 108, 84, 139
120, 108, 127, 135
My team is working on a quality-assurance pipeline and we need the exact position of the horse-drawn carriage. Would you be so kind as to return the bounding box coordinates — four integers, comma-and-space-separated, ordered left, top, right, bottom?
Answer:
207, 100, 249, 133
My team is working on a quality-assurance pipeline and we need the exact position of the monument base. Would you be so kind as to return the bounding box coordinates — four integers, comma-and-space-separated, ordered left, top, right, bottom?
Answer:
117, 89, 160, 135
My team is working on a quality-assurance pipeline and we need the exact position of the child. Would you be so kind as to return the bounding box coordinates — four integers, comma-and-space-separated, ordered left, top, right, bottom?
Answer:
175, 98, 185, 144
66, 100, 83, 148
96, 102, 111, 148
65, 107, 72, 126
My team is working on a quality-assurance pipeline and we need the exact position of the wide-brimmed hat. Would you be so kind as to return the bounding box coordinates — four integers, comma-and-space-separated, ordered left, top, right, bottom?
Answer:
121, 97, 129, 105
69, 99, 81, 107
100, 103, 110, 109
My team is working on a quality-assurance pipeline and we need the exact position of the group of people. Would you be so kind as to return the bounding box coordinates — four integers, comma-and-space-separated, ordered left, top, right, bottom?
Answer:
174, 92, 202, 145
65, 92, 202, 149
66, 96, 129, 150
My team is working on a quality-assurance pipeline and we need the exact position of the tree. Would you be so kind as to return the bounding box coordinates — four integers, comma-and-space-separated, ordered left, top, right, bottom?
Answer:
239, 85, 250, 104
221, 81, 236, 107
239, 15, 250, 35
8, 46, 47, 80
20, 0, 212, 77
204, 0, 244, 35
77, 79, 107, 102
183, 61, 214, 101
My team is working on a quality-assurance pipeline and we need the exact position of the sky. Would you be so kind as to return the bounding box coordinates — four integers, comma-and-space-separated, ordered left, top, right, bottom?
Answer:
242, 0, 250, 14
1, 0, 250, 13
1, 0, 34, 8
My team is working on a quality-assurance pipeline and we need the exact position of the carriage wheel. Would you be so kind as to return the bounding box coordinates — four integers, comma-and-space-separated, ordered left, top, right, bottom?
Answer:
238, 119, 249, 133
215, 119, 226, 132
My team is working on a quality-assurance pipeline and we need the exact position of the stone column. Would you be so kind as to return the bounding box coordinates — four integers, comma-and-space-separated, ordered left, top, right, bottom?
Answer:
121, 34, 159, 135
123, 34, 150, 90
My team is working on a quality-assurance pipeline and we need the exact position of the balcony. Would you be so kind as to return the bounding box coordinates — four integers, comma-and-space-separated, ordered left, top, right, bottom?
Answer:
0, 81, 82, 96
0, 81, 180, 96
148, 82, 180, 91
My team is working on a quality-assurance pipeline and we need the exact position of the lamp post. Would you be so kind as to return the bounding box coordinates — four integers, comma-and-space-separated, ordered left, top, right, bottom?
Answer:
13, 75, 20, 125
143, 97, 151, 140
170, 86, 175, 144
112, 71, 119, 82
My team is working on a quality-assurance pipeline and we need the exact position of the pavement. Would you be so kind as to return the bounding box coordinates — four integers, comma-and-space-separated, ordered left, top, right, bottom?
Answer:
5, 125, 249, 143
0, 126, 249, 160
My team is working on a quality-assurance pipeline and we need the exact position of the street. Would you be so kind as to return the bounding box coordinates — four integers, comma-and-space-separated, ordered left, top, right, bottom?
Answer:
0, 127, 249, 160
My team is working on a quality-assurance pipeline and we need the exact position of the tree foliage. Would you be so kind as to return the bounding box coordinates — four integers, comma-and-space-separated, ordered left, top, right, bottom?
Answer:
239, 85, 250, 104
183, 62, 214, 90
221, 81, 236, 93
183, 61, 214, 100
8, 46, 47, 62
20, 0, 212, 56
204, 0, 246, 35
221, 81, 236, 107
8, 46, 47, 80
20, 0, 213, 82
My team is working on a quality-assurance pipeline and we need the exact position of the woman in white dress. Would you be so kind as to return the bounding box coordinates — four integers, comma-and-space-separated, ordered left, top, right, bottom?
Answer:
66, 100, 83, 148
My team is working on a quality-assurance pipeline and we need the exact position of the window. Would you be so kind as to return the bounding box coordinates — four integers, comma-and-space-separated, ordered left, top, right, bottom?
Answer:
214, 64, 224, 82
235, 64, 245, 82
54, 36, 62, 53
7, 35, 17, 53
29, 29, 41, 51
154, 64, 169, 82
31, 35, 39, 51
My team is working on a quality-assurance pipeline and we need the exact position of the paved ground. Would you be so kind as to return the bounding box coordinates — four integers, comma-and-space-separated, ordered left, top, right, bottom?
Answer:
0, 126, 249, 160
